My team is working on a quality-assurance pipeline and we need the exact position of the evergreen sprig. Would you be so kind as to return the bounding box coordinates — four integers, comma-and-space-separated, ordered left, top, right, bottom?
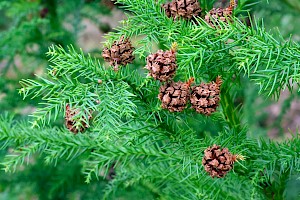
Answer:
19, 45, 136, 129
1, 114, 299, 199
109, 0, 300, 98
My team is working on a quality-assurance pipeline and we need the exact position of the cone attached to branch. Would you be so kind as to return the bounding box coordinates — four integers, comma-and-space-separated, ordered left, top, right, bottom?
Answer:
190, 76, 222, 115
162, 0, 202, 20
102, 36, 135, 71
158, 78, 194, 112
65, 104, 92, 134
202, 144, 237, 178
145, 43, 177, 82
205, 0, 236, 28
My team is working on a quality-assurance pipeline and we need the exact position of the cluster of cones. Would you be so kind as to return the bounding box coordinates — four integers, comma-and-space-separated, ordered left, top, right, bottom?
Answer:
162, 0, 237, 28
100, 38, 222, 115
64, 1, 236, 132
146, 44, 222, 115
63, 1, 243, 180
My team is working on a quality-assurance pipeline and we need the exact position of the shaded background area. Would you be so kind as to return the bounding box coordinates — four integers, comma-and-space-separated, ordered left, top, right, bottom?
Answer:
0, 0, 300, 199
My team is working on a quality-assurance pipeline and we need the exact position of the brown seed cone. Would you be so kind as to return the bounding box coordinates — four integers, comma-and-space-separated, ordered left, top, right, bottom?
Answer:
162, 0, 202, 20
202, 144, 236, 178
102, 36, 135, 71
158, 80, 192, 112
205, 6, 233, 28
190, 76, 222, 115
146, 49, 177, 82
65, 104, 92, 134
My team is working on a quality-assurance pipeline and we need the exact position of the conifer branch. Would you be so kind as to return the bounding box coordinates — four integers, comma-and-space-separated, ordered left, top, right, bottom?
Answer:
19, 45, 137, 128
1, 113, 299, 199
110, 0, 300, 98
1, 0, 300, 199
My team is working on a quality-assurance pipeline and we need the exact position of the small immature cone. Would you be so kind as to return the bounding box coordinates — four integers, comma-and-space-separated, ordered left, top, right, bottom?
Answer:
102, 36, 135, 71
190, 76, 222, 115
158, 78, 194, 112
145, 45, 177, 82
202, 144, 237, 178
65, 104, 92, 134
162, 0, 202, 20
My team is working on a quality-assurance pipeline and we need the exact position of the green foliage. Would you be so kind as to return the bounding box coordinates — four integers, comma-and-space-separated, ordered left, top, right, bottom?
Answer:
1, 0, 300, 199
0, 0, 114, 76
254, 0, 300, 41
19, 45, 137, 130
0, 0, 115, 117
0, 114, 299, 199
108, 0, 300, 98
0, 150, 155, 200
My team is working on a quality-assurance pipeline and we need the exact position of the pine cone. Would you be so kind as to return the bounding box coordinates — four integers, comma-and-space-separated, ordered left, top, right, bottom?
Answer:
190, 76, 222, 115
202, 144, 236, 178
146, 48, 177, 82
158, 80, 192, 112
65, 104, 92, 134
205, 7, 233, 28
102, 36, 135, 71
162, 0, 202, 20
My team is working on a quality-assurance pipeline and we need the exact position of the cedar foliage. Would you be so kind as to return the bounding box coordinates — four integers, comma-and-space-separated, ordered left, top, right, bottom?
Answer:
1, 0, 300, 199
